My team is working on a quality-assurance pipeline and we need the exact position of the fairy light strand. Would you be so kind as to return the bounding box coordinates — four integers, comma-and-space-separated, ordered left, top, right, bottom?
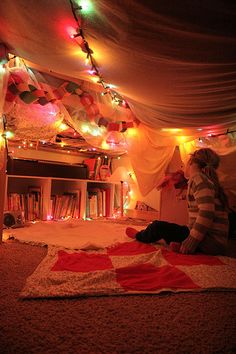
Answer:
68, 0, 129, 108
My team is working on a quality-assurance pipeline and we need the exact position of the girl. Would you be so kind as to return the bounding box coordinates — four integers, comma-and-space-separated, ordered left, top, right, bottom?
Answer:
126, 148, 229, 255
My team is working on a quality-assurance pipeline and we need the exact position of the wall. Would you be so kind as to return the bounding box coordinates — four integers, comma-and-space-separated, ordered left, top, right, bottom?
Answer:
159, 147, 188, 225
111, 155, 160, 212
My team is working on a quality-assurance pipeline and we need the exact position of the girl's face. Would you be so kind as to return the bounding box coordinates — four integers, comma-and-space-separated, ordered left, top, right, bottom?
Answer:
184, 156, 192, 179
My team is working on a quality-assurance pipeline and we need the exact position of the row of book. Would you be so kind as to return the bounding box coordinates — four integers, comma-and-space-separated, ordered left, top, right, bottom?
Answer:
7, 191, 42, 221
6, 187, 111, 221
86, 188, 111, 218
50, 192, 80, 220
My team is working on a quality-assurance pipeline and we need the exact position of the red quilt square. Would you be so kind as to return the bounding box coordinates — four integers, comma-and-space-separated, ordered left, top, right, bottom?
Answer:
161, 249, 224, 266
116, 264, 200, 291
107, 241, 157, 256
51, 250, 114, 272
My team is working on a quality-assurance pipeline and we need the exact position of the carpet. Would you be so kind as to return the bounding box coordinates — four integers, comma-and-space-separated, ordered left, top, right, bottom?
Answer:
20, 240, 236, 299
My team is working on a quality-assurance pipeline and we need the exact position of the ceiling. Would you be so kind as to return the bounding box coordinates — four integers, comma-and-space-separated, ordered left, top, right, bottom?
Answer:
0, 0, 236, 158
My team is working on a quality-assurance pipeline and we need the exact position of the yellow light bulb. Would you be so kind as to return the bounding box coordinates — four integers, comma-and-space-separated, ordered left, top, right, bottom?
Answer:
91, 77, 100, 84
59, 123, 68, 131
101, 140, 110, 149
125, 127, 137, 137
81, 124, 90, 133
4, 131, 14, 139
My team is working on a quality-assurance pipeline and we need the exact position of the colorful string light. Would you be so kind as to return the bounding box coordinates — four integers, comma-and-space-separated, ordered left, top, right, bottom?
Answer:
69, 0, 130, 108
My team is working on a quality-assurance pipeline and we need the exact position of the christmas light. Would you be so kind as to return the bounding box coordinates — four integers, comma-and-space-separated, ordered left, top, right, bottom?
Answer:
101, 140, 110, 149
91, 76, 100, 84
4, 130, 14, 139
59, 123, 69, 131
76, 0, 93, 13
88, 69, 97, 75
81, 124, 90, 133
69, 0, 132, 112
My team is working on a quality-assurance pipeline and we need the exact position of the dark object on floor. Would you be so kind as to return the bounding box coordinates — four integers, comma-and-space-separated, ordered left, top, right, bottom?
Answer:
3, 211, 25, 229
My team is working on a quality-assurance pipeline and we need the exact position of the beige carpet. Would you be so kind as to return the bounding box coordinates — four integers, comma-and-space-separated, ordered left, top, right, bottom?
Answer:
1, 240, 236, 353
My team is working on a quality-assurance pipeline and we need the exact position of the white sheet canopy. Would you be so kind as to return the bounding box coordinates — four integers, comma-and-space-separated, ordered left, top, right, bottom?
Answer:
0, 0, 236, 196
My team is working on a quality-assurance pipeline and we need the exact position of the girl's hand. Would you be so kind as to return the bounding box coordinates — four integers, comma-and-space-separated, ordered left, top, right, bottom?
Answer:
180, 236, 199, 254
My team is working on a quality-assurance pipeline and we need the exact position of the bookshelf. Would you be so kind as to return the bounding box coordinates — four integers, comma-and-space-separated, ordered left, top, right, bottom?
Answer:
4, 175, 118, 222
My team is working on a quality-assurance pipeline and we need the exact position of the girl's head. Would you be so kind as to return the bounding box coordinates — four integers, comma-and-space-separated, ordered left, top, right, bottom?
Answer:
189, 148, 220, 171
187, 148, 228, 210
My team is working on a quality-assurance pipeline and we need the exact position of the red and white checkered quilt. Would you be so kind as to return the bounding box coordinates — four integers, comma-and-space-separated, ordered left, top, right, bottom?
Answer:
20, 240, 236, 298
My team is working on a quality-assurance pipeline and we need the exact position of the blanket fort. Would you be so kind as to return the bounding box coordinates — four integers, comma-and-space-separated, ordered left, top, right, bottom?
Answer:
20, 241, 236, 299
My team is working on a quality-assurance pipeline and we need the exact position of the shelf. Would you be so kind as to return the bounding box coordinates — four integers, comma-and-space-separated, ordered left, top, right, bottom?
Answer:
5, 175, 117, 222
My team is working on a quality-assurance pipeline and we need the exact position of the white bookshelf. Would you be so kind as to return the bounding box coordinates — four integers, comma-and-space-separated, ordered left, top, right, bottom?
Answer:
5, 175, 118, 221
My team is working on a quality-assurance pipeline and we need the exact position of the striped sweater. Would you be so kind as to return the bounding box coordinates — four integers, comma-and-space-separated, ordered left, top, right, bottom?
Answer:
187, 172, 229, 253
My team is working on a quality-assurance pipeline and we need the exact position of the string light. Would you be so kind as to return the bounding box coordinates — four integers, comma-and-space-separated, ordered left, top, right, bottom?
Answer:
3, 130, 14, 139
69, 0, 130, 108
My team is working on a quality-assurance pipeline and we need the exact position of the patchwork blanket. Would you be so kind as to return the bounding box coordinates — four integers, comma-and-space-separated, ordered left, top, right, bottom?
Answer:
20, 240, 236, 299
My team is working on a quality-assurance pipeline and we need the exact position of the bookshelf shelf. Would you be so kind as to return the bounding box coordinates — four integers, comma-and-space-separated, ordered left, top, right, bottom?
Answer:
4, 174, 118, 222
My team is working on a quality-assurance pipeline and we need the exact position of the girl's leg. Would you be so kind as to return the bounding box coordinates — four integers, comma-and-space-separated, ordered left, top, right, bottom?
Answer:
135, 220, 189, 244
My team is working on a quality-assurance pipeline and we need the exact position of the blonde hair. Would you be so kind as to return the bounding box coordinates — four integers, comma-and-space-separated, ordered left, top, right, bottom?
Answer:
190, 148, 229, 210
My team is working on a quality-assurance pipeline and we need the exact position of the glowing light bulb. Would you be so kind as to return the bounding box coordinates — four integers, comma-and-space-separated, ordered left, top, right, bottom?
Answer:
91, 129, 100, 136
101, 140, 109, 149
4, 131, 14, 139
59, 123, 68, 131
81, 124, 90, 133
126, 127, 137, 137
77, 0, 93, 12
88, 69, 96, 75
91, 77, 100, 84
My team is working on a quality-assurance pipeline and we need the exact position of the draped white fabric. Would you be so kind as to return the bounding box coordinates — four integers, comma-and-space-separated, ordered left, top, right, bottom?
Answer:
0, 0, 236, 194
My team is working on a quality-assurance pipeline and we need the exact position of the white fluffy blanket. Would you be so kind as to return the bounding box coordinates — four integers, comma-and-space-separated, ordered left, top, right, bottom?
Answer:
3, 219, 146, 250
